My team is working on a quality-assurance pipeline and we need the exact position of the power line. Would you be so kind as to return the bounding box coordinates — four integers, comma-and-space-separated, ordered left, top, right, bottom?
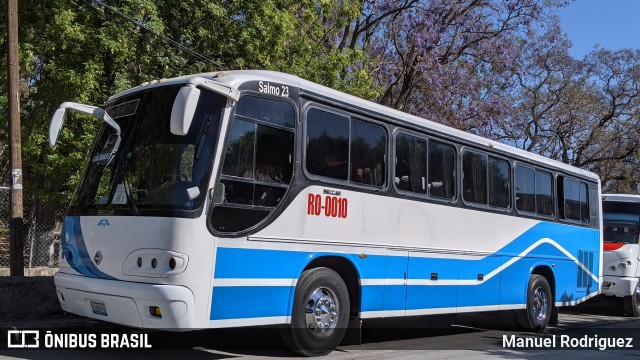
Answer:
85, 0, 223, 71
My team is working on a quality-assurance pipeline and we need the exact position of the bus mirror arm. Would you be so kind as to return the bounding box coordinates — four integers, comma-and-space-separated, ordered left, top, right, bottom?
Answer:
49, 102, 122, 155
170, 77, 239, 136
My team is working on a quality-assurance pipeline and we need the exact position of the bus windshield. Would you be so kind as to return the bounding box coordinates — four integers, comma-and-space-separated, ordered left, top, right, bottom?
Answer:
603, 220, 639, 244
70, 85, 227, 216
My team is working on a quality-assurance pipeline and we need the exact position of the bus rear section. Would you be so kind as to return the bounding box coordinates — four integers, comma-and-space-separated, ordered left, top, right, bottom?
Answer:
601, 194, 640, 316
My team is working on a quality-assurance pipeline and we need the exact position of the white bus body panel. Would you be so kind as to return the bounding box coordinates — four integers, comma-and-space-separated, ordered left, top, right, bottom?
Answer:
601, 194, 640, 298
601, 243, 640, 297
54, 215, 216, 329
207, 186, 599, 326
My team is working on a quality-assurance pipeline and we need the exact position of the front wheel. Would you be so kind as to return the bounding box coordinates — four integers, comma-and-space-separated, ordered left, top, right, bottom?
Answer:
623, 282, 640, 317
514, 274, 552, 331
280, 267, 349, 356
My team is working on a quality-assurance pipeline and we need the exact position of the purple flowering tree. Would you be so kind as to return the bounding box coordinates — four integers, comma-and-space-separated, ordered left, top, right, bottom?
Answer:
364, 0, 563, 136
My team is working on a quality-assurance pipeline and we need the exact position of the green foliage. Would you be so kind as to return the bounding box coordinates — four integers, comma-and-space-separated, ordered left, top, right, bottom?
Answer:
2, 0, 635, 204
0, 0, 378, 204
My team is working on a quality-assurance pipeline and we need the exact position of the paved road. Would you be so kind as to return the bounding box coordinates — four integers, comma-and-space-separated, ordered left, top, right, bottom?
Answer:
2, 296, 640, 359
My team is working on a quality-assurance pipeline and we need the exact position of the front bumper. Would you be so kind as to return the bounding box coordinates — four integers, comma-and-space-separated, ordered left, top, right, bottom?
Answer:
601, 275, 639, 297
54, 272, 196, 329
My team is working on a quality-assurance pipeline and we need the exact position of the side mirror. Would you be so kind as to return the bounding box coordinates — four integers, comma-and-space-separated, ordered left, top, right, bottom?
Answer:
49, 108, 67, 147
48, 102, 121, 161
170, 85, 201, 136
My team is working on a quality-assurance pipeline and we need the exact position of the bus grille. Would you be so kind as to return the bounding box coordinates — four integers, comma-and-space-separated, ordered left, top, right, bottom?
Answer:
576, 250, 595, 289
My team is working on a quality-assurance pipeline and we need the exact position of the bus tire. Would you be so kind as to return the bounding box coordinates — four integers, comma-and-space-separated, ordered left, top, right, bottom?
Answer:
280, 267, 349, 356
623, 282, 640, 317
515, 274, 552, 331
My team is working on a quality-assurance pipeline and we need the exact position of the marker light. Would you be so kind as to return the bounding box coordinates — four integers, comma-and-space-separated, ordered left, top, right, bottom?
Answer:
149, 306, 162, 318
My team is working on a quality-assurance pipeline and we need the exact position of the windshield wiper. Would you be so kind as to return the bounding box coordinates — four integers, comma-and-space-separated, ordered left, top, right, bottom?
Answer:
123, 176, 139, 213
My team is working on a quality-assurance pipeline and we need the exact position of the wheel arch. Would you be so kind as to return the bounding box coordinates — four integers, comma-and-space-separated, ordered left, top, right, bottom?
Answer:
531, 264, 556, 304
298, 255, 361, 318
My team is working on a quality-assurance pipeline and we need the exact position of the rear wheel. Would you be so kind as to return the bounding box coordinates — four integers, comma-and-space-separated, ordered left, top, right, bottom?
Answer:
281, 267, 349, 356
623, 282, 640, 317
514, 274, 552, 331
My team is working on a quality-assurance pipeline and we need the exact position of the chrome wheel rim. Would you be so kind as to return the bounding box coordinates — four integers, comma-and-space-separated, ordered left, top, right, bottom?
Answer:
305, 287, 339, 338
532, 287, 549, 321
635, 284, 640, 310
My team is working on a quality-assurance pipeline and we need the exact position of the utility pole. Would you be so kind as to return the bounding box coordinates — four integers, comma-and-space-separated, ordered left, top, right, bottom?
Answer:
7, 0, 24, 276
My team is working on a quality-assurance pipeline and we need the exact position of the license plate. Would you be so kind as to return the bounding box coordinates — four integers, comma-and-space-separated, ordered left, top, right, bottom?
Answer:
90, 300, 108, 316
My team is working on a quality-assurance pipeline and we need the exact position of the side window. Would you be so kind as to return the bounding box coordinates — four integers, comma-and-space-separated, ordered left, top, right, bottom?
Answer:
351, 119, 386, 186
462, 151, 487, 205
236, 95, 295, 127
395, 133, 427, 194
305, 108, 387, 187
535, 171, 553, 216
515, 165, 553, 216
515, 166, 535, 212
489, 157, 510, 208
428, 140, 456, 199
306, 109, 349, 180
463, 150, 510, 208
212, 95, 295, 233
222, 119, 255, 179
559, 177, 589, 223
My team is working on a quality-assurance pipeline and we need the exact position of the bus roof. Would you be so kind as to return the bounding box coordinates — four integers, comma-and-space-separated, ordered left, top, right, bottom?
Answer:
109, 70, 599, 182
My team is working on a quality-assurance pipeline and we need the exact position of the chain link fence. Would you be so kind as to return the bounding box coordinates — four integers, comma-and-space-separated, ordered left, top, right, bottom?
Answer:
0, 186, 64, 274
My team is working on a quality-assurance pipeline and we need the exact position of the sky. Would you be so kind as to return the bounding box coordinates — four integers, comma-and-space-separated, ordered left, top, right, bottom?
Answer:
557, 0, 640, 59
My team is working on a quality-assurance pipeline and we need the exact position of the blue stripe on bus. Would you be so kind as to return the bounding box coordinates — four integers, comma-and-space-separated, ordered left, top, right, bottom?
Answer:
62, 216, 116, 280
382, 285, 407, 311
210, 221, 599, 320
214, 247, 309, 279
497, 222, 598, 257
361, 285, 385, 312
214, 248, 387, 280
210, 286, 293, 320
406, 285, 459, 309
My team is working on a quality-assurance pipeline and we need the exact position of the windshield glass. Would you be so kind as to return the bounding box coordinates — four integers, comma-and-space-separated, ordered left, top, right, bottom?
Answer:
70, 85, 226, 216
603, 220, 639, 244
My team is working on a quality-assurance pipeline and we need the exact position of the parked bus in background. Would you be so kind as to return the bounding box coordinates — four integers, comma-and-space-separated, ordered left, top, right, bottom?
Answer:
49, 70, 602, 356
601, 194, 640, 316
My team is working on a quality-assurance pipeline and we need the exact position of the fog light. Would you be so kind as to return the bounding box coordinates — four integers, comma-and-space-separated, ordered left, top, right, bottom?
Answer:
169, 257, 176, 270
149, 306, 162, 318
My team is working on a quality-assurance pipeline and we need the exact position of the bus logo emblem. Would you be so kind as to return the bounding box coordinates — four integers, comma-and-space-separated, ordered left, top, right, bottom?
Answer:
97, 219, 110, 227
94, 251, 103, 265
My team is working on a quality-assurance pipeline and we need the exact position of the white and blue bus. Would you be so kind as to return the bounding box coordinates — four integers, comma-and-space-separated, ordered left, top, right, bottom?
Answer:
50, 70, 602, 355
601, 194, 640, 316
